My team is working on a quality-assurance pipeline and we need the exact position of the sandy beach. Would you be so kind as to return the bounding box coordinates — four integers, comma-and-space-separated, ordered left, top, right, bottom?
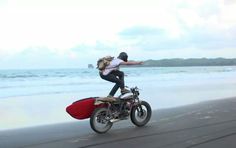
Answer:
1, 1, 236, 147
1, 96, 236, 148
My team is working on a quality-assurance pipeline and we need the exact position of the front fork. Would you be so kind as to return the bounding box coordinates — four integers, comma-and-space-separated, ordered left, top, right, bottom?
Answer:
135, 99, 145, 117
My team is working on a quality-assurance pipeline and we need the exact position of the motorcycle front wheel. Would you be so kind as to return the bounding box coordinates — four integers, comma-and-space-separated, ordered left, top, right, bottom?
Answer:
90, 107, 113, 134
130, 101, 152, 127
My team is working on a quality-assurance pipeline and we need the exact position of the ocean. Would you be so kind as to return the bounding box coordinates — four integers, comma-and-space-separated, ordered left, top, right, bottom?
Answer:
1, 66, 236, 130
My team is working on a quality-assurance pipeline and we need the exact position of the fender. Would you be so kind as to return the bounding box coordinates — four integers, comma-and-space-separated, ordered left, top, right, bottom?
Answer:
133, 100, 143, 106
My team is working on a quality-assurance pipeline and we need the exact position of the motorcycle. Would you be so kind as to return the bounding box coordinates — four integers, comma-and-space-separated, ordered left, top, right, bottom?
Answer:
66, 86, 152, 134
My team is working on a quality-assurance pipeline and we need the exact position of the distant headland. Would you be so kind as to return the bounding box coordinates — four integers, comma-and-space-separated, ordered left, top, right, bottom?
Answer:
127, 58, 236, 67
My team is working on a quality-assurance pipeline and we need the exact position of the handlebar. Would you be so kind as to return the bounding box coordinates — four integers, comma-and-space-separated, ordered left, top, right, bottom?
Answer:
130, 86, 140, 94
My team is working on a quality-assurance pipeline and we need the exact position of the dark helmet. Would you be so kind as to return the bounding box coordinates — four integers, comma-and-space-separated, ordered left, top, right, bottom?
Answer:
118, 52, 128, 62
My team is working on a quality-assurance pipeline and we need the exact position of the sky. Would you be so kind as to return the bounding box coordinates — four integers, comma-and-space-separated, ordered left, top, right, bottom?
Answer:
0, 0, 236, 69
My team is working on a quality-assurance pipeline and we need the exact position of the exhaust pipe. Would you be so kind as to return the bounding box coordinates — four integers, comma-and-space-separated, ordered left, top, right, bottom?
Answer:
110, 118, 121, 123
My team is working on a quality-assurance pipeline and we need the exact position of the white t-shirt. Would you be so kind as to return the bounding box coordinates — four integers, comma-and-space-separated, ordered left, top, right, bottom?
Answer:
102, 58, 124, 75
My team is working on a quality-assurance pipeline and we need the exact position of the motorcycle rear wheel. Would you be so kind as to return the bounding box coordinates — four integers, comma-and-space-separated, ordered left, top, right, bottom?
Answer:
90, 107, 113, 134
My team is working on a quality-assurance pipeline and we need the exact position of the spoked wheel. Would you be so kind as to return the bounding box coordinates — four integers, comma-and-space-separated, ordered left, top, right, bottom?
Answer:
90, 107, 113, 134
131, 101, 152, 127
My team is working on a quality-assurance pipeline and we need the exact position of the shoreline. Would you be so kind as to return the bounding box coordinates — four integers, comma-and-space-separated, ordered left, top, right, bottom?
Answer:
1, 96, 236, 148
1, 96, 236, 131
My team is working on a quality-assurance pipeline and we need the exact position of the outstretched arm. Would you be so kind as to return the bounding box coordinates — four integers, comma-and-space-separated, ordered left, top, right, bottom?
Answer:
120, 61, 143, 65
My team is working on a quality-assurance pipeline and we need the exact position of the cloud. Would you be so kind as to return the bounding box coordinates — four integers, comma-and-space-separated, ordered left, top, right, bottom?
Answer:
0, 0, 236, 69
118, 20, 236, 50
185, 26, 236, 49
116, 0, 236, 51
119, 26, 166, 37
0, 47, 81, 69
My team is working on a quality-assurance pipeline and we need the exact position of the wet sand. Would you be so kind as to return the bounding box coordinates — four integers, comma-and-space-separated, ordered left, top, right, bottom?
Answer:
1, 97, 236, 148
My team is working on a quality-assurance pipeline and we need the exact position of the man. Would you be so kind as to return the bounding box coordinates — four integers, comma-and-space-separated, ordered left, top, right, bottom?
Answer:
99, 52, 143, 97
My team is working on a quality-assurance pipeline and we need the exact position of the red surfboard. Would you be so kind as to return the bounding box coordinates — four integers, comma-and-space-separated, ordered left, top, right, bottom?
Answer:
66, 97, 104, 120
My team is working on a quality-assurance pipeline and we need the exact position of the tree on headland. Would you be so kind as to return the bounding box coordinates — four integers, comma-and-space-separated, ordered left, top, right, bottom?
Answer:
123, 58, 236, 67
